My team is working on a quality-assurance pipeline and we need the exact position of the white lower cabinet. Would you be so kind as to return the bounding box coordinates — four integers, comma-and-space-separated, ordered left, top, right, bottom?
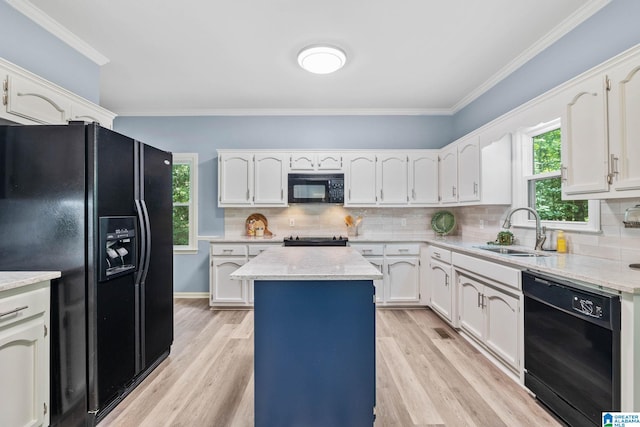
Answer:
350, 243, 424, 306
211, 257, 247, 304
454, 254, 521, 373
0, 280, 50, 427
428, 246, 454, 324
385, 256, 420, 303
210, 242, 280, 308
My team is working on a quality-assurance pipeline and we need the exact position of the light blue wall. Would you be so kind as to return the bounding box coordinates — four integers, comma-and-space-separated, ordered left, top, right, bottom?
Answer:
0, 1, 100, 102
453, 0, 640, 139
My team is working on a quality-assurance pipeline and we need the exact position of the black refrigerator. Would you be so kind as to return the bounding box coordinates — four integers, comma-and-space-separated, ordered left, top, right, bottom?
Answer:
0, 122, 174, 426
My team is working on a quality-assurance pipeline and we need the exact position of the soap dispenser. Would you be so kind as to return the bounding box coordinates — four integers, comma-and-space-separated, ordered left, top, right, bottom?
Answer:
556, 230, 567, 253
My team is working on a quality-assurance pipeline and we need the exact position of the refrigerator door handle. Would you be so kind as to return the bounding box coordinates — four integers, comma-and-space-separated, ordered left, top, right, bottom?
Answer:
140, 200, 152, 284
134, 199, 147, 286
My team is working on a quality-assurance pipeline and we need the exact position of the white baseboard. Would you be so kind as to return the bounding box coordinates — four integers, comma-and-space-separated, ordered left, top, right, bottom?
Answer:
173, 292, 208, 299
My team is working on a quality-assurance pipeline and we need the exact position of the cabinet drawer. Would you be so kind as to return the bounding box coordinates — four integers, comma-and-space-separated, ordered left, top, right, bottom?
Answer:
248, 244, 281, 256
211, 244, 247, 256
350, 243, 384, 256
385, 243, 420, 256
452, 252, 521, 291
428, 246, 451, 263
0, 286, 48, 328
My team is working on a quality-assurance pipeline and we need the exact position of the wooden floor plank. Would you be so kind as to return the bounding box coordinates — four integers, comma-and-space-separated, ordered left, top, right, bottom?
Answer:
99, 300, 562, 427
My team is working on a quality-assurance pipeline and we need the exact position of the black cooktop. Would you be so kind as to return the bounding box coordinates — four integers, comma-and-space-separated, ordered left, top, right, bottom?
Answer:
283, 236, 349, 247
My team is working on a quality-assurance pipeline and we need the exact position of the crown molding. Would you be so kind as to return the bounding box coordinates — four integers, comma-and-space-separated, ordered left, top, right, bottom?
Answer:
6, 0, 110, 65
450, 0, 611, 113
115, 107, 455, 117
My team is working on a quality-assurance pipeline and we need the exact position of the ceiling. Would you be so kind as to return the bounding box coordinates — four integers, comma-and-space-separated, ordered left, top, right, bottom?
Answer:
13, 0, 607, 116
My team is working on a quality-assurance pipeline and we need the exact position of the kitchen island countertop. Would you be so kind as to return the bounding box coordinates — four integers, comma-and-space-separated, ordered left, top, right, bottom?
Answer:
0, 271, 61, 292
230, 246, 383, 281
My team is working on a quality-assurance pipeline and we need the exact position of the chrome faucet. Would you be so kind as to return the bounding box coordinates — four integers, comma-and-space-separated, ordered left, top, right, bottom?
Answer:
502, 207, 546, 251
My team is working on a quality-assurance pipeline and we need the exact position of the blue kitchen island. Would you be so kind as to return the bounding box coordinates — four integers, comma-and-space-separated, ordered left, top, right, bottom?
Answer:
230, 246, 383, 427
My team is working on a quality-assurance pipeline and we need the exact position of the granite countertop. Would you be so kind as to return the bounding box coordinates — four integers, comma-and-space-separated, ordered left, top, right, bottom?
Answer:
211, 233, 639, 294
230, 247, 383, 281
427, 237, 640, 294
0, 271, 61, 293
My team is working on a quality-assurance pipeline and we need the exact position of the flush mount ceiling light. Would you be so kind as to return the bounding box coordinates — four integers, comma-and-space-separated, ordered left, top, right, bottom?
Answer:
297, 45, 347, 74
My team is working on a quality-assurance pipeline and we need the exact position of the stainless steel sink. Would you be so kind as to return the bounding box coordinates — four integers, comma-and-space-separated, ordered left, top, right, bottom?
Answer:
474, 246, 550, 257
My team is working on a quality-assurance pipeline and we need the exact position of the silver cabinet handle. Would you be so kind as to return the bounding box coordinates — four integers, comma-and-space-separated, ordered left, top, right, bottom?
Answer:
444, 276, 449, 286
223, 249, 233, 253
399, 248, 409, 252
434, 252, 441, 258
473, 182, 478, 195
0, 305, 28, 318
452, 186, 456, 197
561, 165, 568, 182
477, 292, 481, 308
362, 249, 372, 253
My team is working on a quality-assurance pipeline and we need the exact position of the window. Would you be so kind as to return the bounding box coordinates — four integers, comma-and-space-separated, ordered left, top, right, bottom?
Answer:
515, 119, 599, 231
172, 153, 198, 252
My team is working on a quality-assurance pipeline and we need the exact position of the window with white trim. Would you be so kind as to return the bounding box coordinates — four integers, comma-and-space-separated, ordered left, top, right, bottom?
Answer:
172, 153, 198, 252
514, 119, 599, 232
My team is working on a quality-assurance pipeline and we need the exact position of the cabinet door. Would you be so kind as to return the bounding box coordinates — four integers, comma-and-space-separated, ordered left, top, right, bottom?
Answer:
428, 259, 452, 322
345, 154, 377, 205
289, 152, 316, 171
409, 152, 439, 205
457, 138, 480, 202
457, 275, 484, 341
219, 153, 253, 205
385, 257, 420, 303
0, 318, 47, 427
561, 74, 610, 197
377, 153, 408, 205
254, 154, 287, 205
6, 74, 70, 124
609, 63, 640, 193
317, 153, 343, 171
483, 286, 519, 370
439, 146, 458, 203
211, 257, 247, 304
366, 257, 385, 303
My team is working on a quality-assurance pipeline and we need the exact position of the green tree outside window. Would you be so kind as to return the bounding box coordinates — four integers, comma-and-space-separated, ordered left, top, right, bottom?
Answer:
530, 129, 588, 222
173, 163, 191, 246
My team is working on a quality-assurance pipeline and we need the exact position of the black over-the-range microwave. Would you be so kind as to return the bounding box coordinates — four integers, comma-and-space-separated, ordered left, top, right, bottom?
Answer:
287, 173, 344, 204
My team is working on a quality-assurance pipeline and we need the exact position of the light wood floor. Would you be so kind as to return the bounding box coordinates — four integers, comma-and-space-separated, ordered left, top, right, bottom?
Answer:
100, 299, 562, 427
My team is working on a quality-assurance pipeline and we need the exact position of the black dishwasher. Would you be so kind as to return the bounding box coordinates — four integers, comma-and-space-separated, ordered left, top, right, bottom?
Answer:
523, 270, 621, 427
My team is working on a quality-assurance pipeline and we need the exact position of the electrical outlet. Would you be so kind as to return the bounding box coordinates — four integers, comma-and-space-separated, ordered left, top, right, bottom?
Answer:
289, 218, 295, 227
401, 218, 407, 227
479, 219, 485, 229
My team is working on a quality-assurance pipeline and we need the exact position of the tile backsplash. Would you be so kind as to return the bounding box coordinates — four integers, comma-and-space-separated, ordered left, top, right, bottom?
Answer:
224, 198, 640, 263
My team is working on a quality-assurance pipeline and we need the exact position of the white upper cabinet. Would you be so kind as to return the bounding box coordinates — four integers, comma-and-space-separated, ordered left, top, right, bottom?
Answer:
289, 152, 343, 171
608, 61, 640, 194
561, 74, 610, 197
409, 151, 439, 206
218, 151, 287, 207
439, 145, 458, 204
437, 134, 511, 206
345, 153, 377, 205
1, 57, 115, 128
477, 133, 512, 205
219, 153, 253, 205
561, 51, 640, 199
6, 73, 71, 125
254, 154, 287, 205
377, 153, 408, 205
457, 137, 480, 203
